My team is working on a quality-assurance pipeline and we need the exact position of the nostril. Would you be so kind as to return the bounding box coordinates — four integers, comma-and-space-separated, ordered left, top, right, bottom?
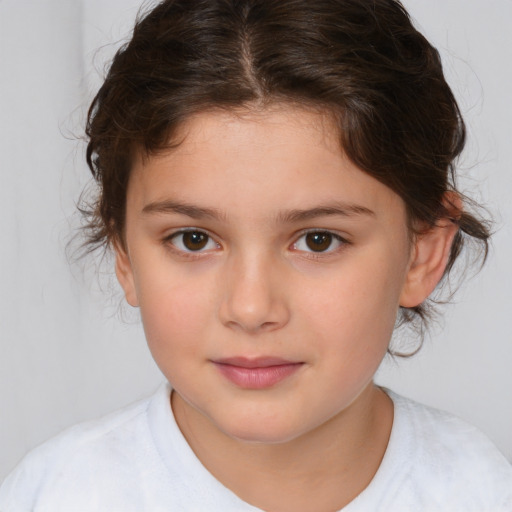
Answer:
218, 257, 291, 333
219, 292, 290, 333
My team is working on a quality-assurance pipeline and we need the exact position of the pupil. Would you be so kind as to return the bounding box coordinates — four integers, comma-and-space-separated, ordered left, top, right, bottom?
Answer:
183, 232, 208, 251
306, 232, 332, 252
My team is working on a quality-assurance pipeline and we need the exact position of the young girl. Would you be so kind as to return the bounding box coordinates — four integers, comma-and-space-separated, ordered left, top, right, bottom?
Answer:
1, 0, 511, 510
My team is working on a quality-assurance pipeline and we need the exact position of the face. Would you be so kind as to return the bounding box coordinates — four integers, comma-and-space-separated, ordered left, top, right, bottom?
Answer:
117, 106, 415, 444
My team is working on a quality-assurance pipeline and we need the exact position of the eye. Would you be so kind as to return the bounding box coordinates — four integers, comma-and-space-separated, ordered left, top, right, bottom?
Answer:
293, 231, 346, 253
168, 230, 219, 252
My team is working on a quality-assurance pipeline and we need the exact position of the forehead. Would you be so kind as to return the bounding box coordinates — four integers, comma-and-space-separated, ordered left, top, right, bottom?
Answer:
128, 106, 406, 224
140, 105, 343, 171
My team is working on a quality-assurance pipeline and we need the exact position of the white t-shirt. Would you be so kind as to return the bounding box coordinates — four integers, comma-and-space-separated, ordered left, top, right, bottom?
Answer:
1, 384, 511, 511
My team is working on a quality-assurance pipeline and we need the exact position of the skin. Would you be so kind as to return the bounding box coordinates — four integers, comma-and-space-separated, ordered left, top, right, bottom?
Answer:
115, 105, 458, 511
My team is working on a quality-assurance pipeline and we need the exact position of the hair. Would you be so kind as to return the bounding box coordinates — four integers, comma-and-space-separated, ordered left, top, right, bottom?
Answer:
83, 0, 490, 347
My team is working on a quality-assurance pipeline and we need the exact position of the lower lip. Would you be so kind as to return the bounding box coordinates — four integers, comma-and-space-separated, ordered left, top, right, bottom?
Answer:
214, 362, 303, 389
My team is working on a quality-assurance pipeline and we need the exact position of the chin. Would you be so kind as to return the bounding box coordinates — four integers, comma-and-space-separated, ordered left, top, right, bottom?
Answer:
216, 414, 307, 445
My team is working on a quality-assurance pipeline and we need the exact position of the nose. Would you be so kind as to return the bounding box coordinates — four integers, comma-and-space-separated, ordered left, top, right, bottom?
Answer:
218, 250, 290, 334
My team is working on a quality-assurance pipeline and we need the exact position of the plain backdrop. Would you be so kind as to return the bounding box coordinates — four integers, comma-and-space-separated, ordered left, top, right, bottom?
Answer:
1, 0, 511, 481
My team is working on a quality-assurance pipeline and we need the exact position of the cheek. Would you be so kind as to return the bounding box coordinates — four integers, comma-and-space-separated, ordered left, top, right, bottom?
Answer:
299, 253, 405, 354
136, 272, 213, 361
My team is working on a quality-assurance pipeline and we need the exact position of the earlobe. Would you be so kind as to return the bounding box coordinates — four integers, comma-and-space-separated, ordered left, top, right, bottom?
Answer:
114, 243, 139, 307
400, 206, 460, 308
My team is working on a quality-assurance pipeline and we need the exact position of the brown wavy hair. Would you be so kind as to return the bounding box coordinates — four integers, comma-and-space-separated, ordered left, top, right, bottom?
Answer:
83, 0, 490, 343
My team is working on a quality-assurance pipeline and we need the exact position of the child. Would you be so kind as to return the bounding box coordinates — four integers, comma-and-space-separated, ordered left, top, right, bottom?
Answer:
1, 0, 511, 510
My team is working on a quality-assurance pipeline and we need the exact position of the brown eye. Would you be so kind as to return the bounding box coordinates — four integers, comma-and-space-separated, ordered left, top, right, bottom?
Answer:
293, 231, 345, 254
182, 231, 208, 251
170, 230, 217, 252
305, 232, 333, 252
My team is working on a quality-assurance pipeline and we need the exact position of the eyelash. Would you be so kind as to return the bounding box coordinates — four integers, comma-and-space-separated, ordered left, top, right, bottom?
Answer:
292, 230, 350, 257
163, 229, 220, 259
162, 228, 350, 259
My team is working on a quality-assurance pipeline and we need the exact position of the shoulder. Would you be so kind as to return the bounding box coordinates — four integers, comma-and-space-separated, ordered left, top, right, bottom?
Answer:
392, 392, 509, 469
0, 383, 259, 512
382, 390, 512, 510
0, 386, 163, 511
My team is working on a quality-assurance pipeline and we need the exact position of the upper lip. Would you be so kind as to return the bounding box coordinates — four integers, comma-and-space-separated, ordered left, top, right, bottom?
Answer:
212, 357, 301, 368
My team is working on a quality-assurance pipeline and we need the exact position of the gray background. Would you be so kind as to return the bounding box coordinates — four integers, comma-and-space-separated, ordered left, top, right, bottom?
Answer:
1, 0, 511, 481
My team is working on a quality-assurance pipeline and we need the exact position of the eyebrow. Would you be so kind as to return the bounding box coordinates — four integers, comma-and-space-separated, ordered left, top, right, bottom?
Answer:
275, 204, 375, 223
141, 199, 375, 222
142, 200, 224, 220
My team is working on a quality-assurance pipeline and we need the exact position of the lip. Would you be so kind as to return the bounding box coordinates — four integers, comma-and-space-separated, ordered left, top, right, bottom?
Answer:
212, 357, 304, 389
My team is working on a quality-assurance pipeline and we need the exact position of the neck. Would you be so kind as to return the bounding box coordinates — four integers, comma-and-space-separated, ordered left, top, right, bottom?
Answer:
172, 383, 393, 512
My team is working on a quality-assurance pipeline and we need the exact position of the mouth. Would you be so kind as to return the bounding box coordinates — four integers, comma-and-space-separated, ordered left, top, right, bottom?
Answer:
211, 357, 304, 389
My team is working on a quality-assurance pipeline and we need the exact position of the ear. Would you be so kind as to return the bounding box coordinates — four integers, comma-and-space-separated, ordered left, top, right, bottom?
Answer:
114, 242, 139, 307
400, 195, 461, 308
